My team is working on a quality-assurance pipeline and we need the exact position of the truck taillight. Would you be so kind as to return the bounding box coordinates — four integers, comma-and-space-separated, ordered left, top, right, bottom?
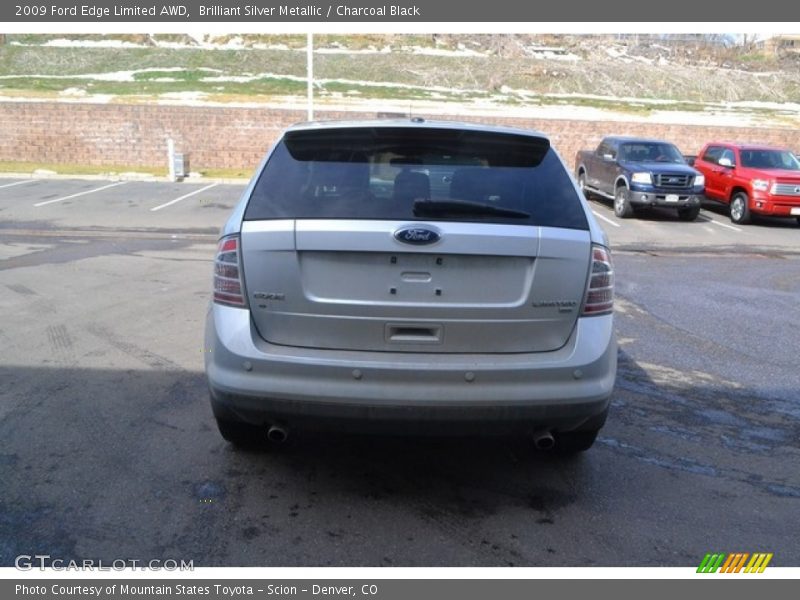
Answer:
582, 245, 614, 316
213, 235, 246, 307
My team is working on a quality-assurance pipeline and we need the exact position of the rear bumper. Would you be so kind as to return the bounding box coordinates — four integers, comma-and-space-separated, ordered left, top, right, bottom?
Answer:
204, 305, 617, 434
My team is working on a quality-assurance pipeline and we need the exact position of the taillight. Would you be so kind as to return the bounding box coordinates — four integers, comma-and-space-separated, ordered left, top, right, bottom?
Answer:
213, 235, 247, 307
582, 244, 614, 316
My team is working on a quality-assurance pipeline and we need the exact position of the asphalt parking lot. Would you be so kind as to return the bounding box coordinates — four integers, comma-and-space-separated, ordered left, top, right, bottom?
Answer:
1, 176, 797, 251
1, 177, 799, 567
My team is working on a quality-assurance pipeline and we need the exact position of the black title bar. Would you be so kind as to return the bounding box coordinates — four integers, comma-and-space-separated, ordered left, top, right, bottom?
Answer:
3, 0, 799, 22
3, 579, 796, 600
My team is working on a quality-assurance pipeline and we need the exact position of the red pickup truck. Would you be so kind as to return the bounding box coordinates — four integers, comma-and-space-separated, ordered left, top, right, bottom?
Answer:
693, 142, 800, 225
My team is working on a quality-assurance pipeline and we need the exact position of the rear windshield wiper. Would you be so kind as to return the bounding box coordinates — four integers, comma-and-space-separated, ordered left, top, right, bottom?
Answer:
413, 199, 531, 219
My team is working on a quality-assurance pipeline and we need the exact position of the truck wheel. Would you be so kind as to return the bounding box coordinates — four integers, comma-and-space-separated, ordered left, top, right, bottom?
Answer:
796, 217, 800, 227
678, 206, 700, 221
729, 192, 751, 224
614, 185, 634, 218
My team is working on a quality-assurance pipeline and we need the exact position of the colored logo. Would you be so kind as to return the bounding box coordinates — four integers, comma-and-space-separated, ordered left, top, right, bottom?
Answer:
697, 552, 773, 573
393, 226, 440, 246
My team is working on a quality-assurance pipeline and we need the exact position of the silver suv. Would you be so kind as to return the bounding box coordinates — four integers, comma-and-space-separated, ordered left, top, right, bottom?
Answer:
204, 119, 616, 452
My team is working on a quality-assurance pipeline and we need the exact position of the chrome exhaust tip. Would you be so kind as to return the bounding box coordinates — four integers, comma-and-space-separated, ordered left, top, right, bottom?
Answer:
266, 424, 289, 444
532, 430, 555, 450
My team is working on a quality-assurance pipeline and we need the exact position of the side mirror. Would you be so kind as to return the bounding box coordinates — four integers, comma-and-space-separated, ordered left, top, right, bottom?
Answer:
718, 157, 734, 168
602, 154, 615, 162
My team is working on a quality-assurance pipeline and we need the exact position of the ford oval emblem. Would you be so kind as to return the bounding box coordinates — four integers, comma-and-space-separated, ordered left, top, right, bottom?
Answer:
394, 226, 441, 245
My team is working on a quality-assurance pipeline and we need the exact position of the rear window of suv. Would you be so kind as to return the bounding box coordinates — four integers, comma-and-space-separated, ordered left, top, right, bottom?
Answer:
244, 126, 589, 230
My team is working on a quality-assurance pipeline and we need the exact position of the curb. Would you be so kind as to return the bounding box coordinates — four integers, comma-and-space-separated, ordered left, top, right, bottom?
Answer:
0, 172, 251, 185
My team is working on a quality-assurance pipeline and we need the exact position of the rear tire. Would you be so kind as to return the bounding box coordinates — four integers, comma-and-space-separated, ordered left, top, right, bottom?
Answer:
678, 206, 700, 221
554, 429, 600, 454
729, 192, 751, 224
796, 217, 800, 227
216, 419, 266, 449
614, 185, 634, 218
577, 172, 591, 198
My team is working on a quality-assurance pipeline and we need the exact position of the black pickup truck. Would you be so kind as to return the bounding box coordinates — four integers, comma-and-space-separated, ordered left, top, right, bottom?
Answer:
575, 136, 705, 220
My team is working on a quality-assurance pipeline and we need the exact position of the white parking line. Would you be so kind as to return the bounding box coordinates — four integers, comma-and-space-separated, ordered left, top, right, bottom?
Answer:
709, 220, 743, 233
33, 181, 128, 207
697, 215, 742, 232
150, 183, 219, 212
0, 179, 36, 190
592, 210, 621, 228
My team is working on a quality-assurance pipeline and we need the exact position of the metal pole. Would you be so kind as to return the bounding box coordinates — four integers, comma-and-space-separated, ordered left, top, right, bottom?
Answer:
167, 138, 175, 181
307, 32, 314, 121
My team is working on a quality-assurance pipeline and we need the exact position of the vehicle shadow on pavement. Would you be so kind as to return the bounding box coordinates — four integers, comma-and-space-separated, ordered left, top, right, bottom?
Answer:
589, 198, 703, 224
